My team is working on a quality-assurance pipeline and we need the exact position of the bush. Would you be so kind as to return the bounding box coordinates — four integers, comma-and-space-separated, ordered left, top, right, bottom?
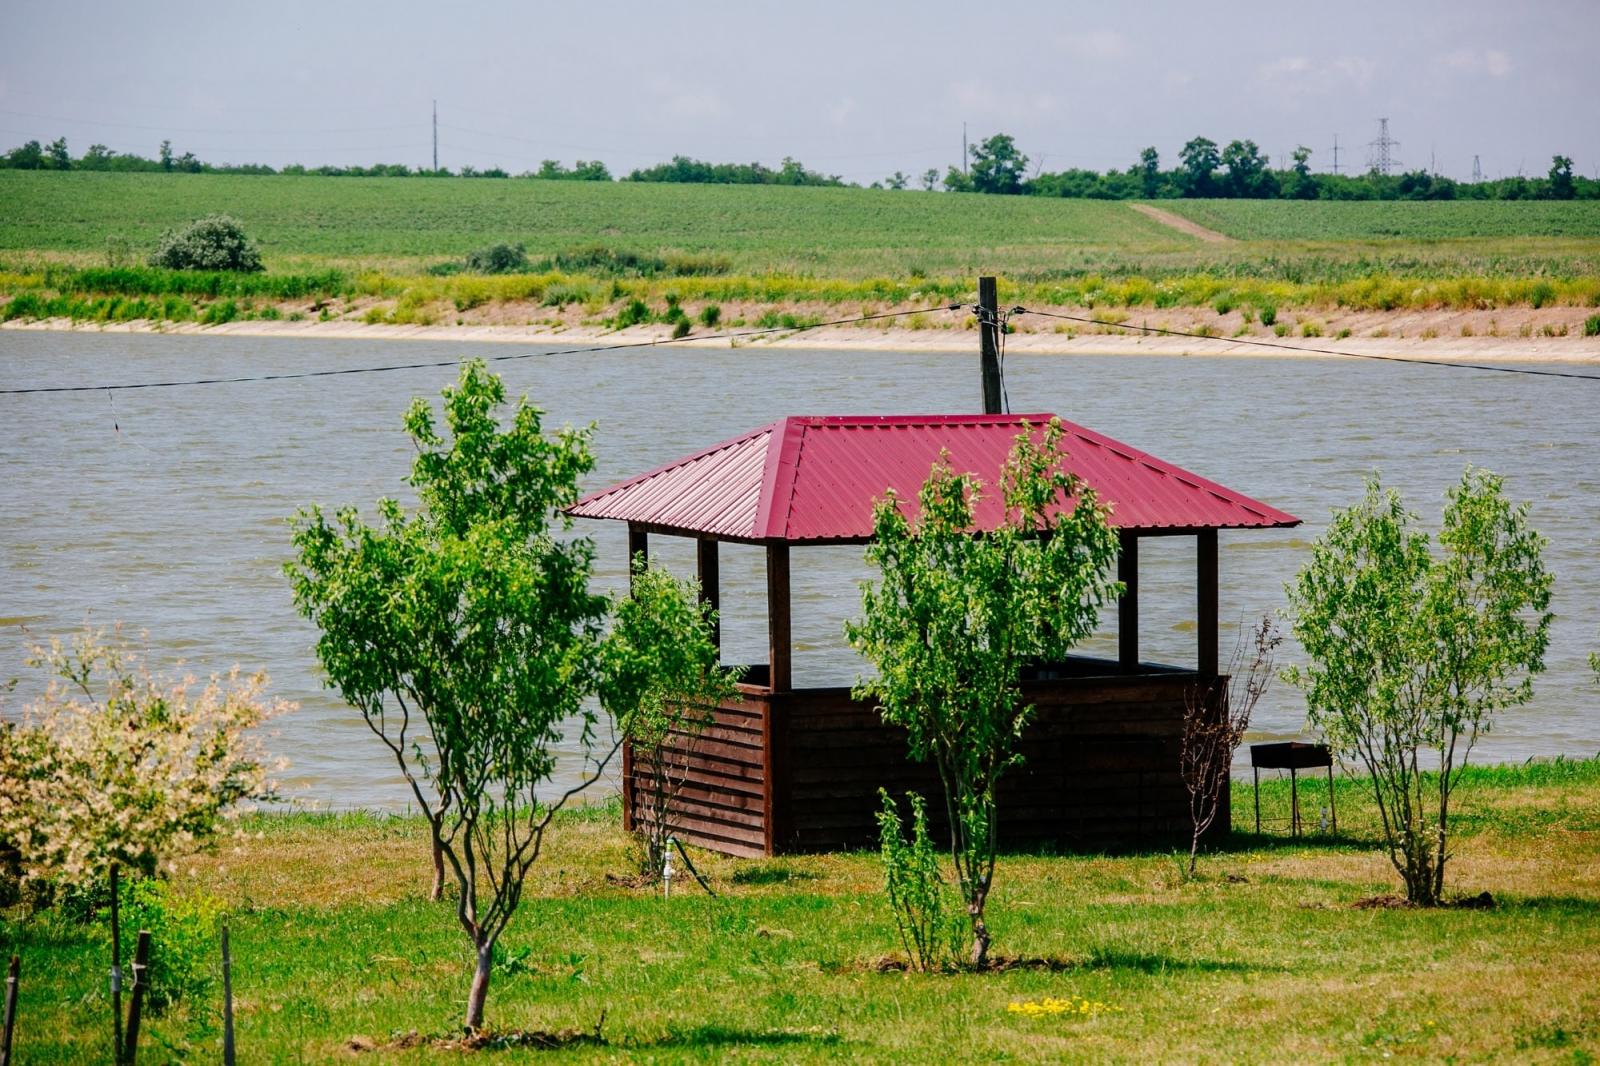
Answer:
612, 298, 651, 329
876, 790, 962, 973
0, 628, 291, 891
113, 876, 227, 1013
148, 215, 264, 273
1257, 304, 1278, 327
463, 243, 529, 275
1584, 314, 1600, 337
672, 317, 692, 339
698, 304, 721, 328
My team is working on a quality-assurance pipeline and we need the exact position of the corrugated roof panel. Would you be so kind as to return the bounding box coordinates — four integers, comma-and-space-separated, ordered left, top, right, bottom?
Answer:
567, 414, 1299, 541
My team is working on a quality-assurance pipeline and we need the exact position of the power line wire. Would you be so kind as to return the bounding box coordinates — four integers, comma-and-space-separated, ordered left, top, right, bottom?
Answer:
0, 305, 966, 396
1007, 308, 1600, 382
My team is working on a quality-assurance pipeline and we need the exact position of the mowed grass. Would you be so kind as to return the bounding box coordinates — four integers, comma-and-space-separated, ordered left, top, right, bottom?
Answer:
3, 758, 1598, 1063
1159, 199, 1600, 242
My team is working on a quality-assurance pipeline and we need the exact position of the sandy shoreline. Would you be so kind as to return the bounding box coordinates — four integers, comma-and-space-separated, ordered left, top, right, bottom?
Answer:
5, 313, 1599, 364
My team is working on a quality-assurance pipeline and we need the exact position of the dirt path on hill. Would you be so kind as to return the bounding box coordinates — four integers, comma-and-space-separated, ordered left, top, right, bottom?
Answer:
1129, 203, 1235, 243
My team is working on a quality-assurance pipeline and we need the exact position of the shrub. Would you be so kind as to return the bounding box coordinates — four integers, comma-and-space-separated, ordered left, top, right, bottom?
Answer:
1211, 294, 1235, 315
113, 876, 227, 1012
201, 299, 239, 325
1257, 304, 1278, 327
1584, 314, 1600, 337
1529, 281, 1555, 309
464, 242, 530, 275
698, 304, 721, 328
612, 298, 651, 329
876, 790, 963, 973
548, 244, 665, 277
0, 629, 291, 892
148, 215, 264, 273
672, 317, 692, 339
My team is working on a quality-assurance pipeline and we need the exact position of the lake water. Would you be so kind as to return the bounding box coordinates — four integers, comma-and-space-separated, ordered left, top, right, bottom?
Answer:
2, 331, 1596, 809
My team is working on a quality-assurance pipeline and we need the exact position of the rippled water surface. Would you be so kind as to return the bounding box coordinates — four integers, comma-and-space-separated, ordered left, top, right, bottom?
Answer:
2, 332, 1596, 808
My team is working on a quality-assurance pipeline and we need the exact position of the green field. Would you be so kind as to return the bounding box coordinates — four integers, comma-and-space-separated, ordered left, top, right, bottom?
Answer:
3, 759, 1598, 1062
1160, 199, 1600, 242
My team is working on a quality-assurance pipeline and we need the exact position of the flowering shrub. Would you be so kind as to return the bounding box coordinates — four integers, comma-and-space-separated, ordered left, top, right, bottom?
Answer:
0, 628, 291, 892
148, 215, 264, 272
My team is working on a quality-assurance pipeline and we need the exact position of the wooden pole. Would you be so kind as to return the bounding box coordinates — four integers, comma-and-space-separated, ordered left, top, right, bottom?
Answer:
978, 276, 1001, 414
627, 524, 648, 584
122, 930, 150, 1065
696, 538, 721, 654
221, 926, 235, 1066
1117, 531, 1139, 673
1, 955, 18, 1066
1197, 530, 1218, 676
766, 543, 791, 692
109, 864, 123, 1063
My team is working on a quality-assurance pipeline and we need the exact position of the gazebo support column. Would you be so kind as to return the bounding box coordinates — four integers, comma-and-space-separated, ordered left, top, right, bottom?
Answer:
766, 543, 791, 692
1118, 531, 1139, 673
1198, 529, 1218, 676
696, 537, 721, 654
627, 524, 648, 582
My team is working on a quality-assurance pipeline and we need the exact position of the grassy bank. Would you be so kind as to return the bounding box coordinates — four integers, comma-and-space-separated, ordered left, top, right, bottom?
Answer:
3, 756, 1597, 1062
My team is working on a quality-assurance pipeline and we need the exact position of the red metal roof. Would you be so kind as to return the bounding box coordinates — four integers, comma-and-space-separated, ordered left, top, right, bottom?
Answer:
568, 414, 1300, 543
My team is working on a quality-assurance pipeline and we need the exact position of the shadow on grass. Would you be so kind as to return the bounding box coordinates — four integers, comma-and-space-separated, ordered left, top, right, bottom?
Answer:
730, 865, 823, 886
638, 1024, 841, 1049
1079, 948, 1265, 975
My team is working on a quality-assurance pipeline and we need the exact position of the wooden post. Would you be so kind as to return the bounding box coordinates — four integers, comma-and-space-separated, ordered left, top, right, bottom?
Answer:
696, 538, 721, 654
1253, 766, 1261, 835
109, 863, 122, 1064
221, 926, 235, 1066
1197, 530, 1218, 676
2, 955, 18, 1066
1327, 763, 1338, 834
978, 276, 1001, 415
122, 930, 150, 1065
627, 524, 648, 582
766, 543, 791, 692
1118, 531, 1139, 673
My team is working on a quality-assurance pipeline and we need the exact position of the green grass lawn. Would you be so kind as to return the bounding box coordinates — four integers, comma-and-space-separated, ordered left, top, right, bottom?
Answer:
4, 757, 1598, 1062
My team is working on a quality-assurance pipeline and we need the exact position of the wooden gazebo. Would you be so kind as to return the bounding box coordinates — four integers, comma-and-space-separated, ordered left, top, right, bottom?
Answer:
569, 414, 1300, 856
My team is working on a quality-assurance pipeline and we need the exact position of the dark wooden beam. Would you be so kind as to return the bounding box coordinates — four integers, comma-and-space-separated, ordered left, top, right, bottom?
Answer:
979, 275, 1002, 414
766, 543, 791, 692
1198, 529, 1218, 676
697, 537, 721, 653
1118, 531, 1139, 673
626, 524, 648, 590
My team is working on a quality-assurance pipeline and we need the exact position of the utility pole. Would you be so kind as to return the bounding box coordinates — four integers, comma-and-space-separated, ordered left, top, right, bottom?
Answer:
1329, 134, 1341, 174
1367, 118, 1399, 175
978, 276, 1001, 415
432, 99, 438, 173
962, 122, 968, 177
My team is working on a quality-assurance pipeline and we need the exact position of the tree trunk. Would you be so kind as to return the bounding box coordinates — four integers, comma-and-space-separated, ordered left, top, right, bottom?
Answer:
969, 908, 990, 970
430, 835, 446, 902
465, 942, 492, 1032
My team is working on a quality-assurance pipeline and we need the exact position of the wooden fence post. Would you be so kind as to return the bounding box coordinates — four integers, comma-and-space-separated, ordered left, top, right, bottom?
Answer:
109, 864, 123, 1063
1, 954, 19, 1066
122, 930, 151, 1065
978, 276, 1001, 415
221, 926, 235, 1066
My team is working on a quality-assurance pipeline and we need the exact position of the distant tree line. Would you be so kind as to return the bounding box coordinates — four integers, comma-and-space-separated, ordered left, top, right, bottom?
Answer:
943, 133, 1597, 201
2, 132, 1592, 200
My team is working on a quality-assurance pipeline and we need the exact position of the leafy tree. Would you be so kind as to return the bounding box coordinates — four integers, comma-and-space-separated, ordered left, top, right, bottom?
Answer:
1284, 146, 1318, 200
1548, 155, 1576, 200
286, 361, 613, 1031
886, 171, 909, 190
1178, 136, 1220, 197
942, 165, 973, 193
968, 133, 1029, 195
45, 137, 70, 170
1137, 146, 1162, 198
921, 167, 939, 191
149, 214, 264, 272
846, 419, 1122, 967
599, 558, 740, 879
3, 140, 44, 170
159, 139, 173, 172
1221, 139, 1273, 198
1283, 470, 1552, 906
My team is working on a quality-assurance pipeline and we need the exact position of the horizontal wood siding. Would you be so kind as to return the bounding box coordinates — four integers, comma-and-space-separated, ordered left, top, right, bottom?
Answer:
780, 674, 1220, 854
623, 686, 771, 858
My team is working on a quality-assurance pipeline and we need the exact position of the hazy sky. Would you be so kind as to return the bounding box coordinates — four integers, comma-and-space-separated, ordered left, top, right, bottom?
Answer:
4, 0, 1596, 183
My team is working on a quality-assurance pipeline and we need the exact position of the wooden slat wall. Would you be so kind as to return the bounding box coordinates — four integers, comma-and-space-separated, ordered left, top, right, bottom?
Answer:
624, 687, 772, 858
780, 674, 1223, 854
623, 673, 1226, 858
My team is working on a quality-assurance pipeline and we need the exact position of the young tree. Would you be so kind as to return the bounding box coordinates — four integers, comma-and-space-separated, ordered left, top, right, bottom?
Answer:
846, 419, 1122, 967
599, 558, 740, 879
286, 361, 613, 1031
886, 171, 909, 190
1178, 136, 1220, 197
1181, 616, 1281, 873
968, 133, 1029, 194
921, 168, 939, 191
1283, 470, 1552, 905
1137, 146, 1162, 198
1548, 155, 1576, 200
